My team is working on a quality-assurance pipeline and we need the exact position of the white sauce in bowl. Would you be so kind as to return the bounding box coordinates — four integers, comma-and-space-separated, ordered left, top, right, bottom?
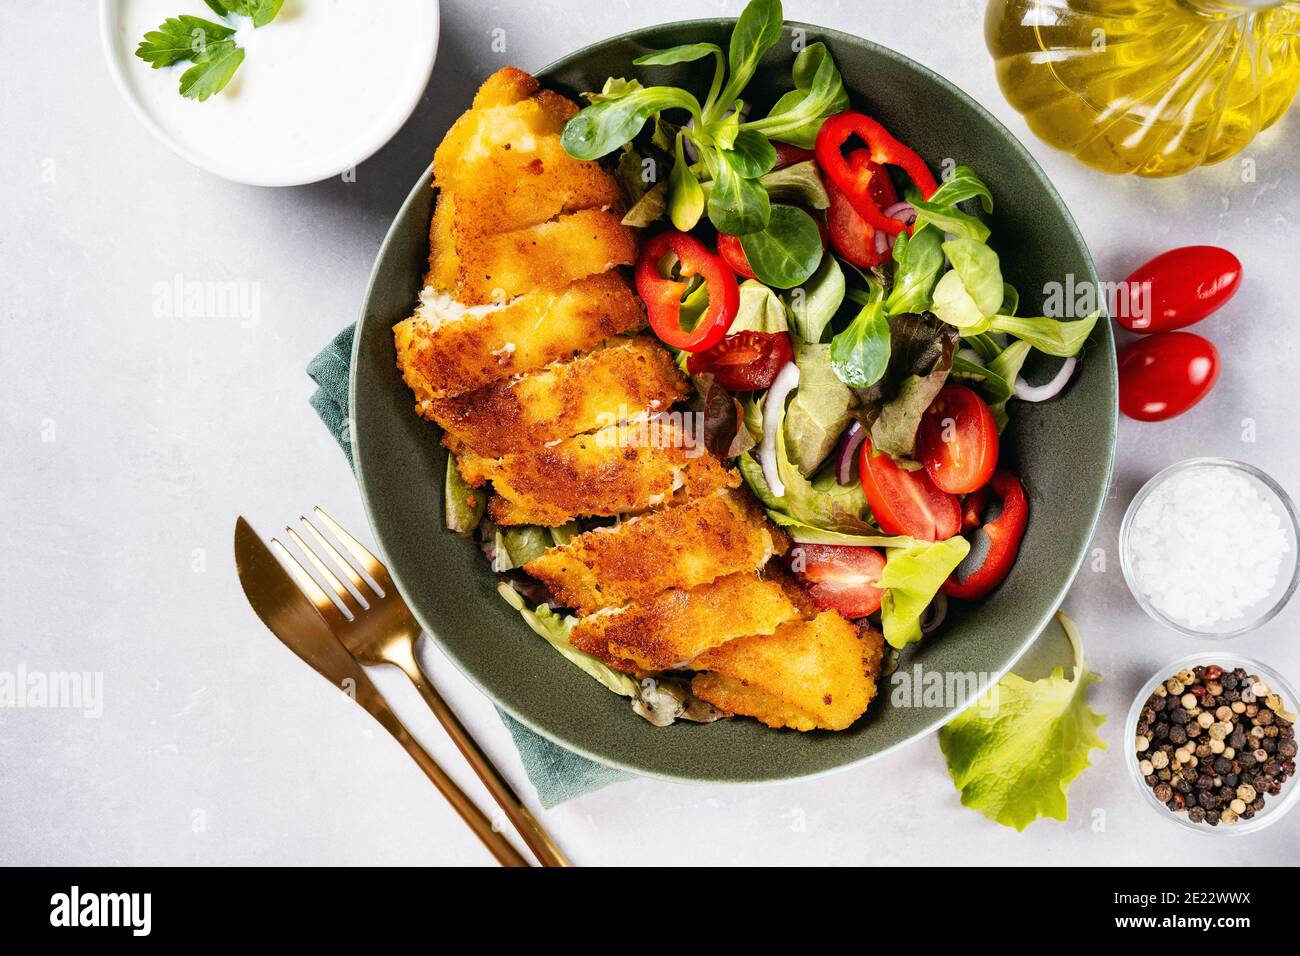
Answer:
107, 0, 438, 185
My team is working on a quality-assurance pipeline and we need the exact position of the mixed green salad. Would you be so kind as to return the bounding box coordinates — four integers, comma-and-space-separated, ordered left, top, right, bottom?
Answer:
557, 0, 1098, 651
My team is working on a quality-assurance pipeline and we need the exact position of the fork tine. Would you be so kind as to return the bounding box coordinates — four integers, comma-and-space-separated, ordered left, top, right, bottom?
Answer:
299, 516, 371, 599
286, 528, 362, 616
313, 507, 391, 591
270, 537, 347, 626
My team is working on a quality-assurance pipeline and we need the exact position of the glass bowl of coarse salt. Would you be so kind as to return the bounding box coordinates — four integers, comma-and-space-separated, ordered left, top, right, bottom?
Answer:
1120, 458, 1300, 638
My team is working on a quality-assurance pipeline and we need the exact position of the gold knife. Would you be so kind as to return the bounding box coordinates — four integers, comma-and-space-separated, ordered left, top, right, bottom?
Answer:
234, 516, 530, 867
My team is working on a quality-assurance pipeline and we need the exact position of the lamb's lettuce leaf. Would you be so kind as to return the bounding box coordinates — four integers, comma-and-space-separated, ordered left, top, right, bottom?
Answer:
787, 251, 844, 342
930, 239, 1003, 331
884, 225, 945, 316
830, 283, 891, 389
989, 311, 1100, 357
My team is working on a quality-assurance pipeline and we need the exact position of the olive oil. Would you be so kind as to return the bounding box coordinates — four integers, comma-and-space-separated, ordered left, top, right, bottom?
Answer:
986, 0, 1300, 176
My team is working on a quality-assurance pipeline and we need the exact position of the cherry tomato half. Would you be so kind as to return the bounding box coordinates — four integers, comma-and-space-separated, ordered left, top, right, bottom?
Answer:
1116, 246, 1242, 334
687, 331, 794, 391
824, 150, 898, 269
858, 440, 961, 541
916, 384, 999, 495
716, 233, 757, 280
1118, 331, 1220, 422
789, 543, 886, 618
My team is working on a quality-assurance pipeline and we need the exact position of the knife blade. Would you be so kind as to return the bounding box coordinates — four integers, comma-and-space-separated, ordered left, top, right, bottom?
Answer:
233, 516, 530, 867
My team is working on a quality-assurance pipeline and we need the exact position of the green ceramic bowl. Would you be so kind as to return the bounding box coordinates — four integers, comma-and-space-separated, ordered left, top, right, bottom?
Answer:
350, 19, 1117, 783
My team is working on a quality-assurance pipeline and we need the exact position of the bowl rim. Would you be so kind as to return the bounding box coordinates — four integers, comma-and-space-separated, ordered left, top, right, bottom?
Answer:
1123, 652, 1300, 835
349, 17, 1119, 784
97, 0, 441, 187
1119, 457, 1300, 639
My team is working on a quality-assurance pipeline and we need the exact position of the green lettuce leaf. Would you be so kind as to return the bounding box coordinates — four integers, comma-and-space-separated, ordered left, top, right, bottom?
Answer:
854, 311, 959, 460
784, 341, 853, 475
877, 537, 970, 648
497, 584, 641, 698
444, 455, 485, 534
492, 525, 551, 571
758, 160, 830, 210
939, 612, 1107, 830
728, 279, 789, 333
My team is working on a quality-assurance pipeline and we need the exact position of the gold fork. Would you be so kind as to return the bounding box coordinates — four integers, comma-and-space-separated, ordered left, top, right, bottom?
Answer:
274, 507, 571, 868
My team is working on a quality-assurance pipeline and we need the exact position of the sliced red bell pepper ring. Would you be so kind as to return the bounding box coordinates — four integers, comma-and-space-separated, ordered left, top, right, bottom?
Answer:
824, 149, 898, 268
815, 111, 938, 236
634, 230, 739, 352
943, 472, 1029, 601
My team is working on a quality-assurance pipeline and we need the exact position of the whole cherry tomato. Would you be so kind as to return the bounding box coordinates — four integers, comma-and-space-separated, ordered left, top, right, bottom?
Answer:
916, 384, 1000, 495
1115, 246, 1242, 333
1118, 331, 1220, 421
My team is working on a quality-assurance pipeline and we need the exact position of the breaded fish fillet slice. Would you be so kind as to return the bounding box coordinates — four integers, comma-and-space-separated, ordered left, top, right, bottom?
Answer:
425, 192, 460, 292
690, 613, 885, 732
569, 572, 801, 672
427, 336, 687, 458
453, 208, 637, 304
394, 272, 644, 401
458, 422, 740, 527
434, 91, 622, 237
525, 492, 781, 614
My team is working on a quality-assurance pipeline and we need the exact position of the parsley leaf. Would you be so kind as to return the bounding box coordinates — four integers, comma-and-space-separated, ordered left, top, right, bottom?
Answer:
136, 15, 235, 68
204, 0, 285, 28
178, 43, 246, 102
135, 2, 283, 102
939, 612, 1107, 830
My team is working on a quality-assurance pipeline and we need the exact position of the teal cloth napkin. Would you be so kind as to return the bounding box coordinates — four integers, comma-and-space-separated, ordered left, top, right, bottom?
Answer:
307, 325, 632, 808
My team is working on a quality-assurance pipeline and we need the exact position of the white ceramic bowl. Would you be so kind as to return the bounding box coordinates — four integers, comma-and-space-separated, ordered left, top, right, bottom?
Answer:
1119, 457, 1300, 639
1125, 653, 1300, 836
99, 0, 440, 187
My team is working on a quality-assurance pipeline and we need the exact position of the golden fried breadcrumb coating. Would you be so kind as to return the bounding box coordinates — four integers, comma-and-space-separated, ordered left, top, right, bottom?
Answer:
394, 272, 644, 401
427, 336, 686, 458
457, 421, 739, 526
525, 491, 781, 614
690, 613, 885, 731
569, 571, 801, 672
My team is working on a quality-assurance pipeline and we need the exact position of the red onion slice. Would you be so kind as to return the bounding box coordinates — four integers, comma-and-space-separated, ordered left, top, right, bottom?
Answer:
882, 200, 916, 226
921, 593, 948, 635
833, 420, 866, 485
1014, 356, 1078, 402
873, 229, 890, 256
758, 362, 800, 498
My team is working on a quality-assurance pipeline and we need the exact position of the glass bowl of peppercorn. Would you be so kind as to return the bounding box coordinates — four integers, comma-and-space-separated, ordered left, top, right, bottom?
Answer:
1126, 654, 1300, 833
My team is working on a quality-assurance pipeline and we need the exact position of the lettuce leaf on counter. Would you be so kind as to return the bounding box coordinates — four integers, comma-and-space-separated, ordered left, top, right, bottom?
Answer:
939, 612, 1107, 831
